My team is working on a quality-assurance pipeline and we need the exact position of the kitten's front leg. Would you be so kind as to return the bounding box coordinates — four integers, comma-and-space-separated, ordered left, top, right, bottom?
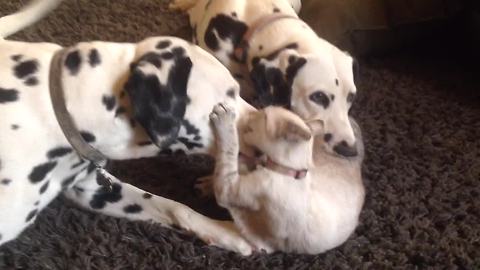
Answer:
210, 103, 261, 210
210, 103, 240, 208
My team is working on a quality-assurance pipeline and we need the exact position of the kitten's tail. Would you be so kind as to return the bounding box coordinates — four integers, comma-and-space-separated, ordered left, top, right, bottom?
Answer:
0, 0, 62, 39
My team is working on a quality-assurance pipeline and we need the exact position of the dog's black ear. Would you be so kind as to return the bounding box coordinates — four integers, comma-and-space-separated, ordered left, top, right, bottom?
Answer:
125, 53, 193, 148
250, 52, 305, 108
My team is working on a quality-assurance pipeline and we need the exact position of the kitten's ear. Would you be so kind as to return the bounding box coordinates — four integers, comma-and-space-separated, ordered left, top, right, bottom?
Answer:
265, 108, 311, 142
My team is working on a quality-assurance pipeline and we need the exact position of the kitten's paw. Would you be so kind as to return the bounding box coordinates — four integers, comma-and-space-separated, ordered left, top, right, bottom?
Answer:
210, 102, 236, 127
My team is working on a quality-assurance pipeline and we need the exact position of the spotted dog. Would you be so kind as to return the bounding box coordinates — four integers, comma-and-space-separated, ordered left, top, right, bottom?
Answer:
171, 0, 360, 157
0, 1, 255, 255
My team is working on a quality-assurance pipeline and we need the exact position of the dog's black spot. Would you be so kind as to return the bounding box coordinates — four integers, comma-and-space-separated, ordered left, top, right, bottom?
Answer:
80, 131, 96, 143
265, 43, 298, 61
102, 95, 116, 111
227, 88, 236, 99
335, 78, 339, 86
259, 45, 263, 50
324, 133, 332, 143
125, 51, 193, 148
25, 77, 39, 86
71, 159, 85, 169
25, 209, 38, 222
137, 52, 162, 68
182, 120, 200, 137
14, 60, 38, 79
29, 161, 57, 183
177, 137, 203, 150
204, 14, 248, 52
309, 91, 330, 109
11, 124, 20, 130
137, 141, 153, 146
1, 179, 12, 185
156, 40, 172, 49
143, 193, 152, 199
123, 204, 143, 214
61, 175, 76, 188
65, 50, 82, 75
160, 52, 174, 60
285, 56, 306, 83
330, 94, 335, 101
89, 182, 122, 209
115, 106, 126, 117
231, 12, 237, 17
88, 49, 101, 67
347, 92, 356, 103
172, 47, 186, 58
34, 201, 40, 206
11, 54, 22, 61
39, 181, 49, 194
47, 147, 72, 159
273, 7, 280, 13
0, 88, 19, 104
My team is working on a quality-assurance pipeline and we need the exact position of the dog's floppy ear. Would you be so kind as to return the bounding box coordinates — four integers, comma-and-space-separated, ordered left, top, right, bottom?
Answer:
125, 53, 193, 148
249, 46, 306, 108
265, 107, 311, 142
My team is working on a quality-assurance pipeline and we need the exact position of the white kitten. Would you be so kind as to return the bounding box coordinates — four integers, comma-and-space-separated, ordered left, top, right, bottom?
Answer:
210, 103, 364, 254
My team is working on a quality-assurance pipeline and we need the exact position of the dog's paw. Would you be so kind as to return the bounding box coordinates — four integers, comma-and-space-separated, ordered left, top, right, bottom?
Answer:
210, 103, 236, 127
195, 175, 214, 198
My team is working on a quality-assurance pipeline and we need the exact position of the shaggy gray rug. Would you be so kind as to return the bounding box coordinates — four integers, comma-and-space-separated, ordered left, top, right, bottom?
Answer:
1, 0, 479, 269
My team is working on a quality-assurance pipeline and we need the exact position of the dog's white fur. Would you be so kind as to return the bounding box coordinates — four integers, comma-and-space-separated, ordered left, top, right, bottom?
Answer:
171, 0, 360, 157
0, 0, 259, 255
210, 103, 365, 254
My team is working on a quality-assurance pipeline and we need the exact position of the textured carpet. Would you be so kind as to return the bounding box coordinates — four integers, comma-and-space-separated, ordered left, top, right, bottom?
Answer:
1, 0, 479, 269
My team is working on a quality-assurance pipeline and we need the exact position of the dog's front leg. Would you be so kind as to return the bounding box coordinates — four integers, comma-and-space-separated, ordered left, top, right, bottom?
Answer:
63, 169, 252, 255
210, 103, 259, 210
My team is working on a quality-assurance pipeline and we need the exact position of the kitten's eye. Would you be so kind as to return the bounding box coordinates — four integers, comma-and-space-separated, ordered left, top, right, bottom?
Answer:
309, 91, 330, 109
347, 92, 356, 103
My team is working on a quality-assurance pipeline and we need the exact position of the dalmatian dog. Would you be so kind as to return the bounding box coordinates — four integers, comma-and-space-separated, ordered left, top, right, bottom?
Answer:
171, 0, 360, 157
0, 0, 256, 255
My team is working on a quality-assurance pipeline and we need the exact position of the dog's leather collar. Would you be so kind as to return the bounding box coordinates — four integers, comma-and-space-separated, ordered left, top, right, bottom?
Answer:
239, 153, 308, 180
49, 48, 113, 189
234, 13, 299, 62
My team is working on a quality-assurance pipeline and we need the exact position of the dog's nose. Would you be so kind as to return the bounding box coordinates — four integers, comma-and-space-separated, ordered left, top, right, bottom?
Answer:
333, 141, 358, 157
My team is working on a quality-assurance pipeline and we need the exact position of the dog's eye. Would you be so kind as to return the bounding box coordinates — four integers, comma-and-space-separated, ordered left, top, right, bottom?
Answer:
309, 91, 330, 109
347, 92, 356, 103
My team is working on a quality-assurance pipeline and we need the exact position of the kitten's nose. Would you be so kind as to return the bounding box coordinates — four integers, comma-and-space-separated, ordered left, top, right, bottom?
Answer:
333, 140, 358, 157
